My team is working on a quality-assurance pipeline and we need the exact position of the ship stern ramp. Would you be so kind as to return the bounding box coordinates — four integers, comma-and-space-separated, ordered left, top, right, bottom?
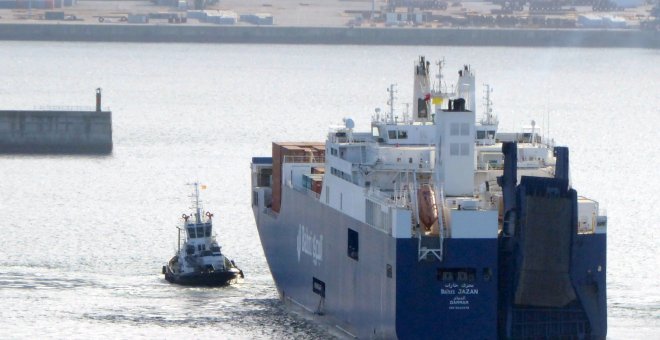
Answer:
498, 143, 607, 339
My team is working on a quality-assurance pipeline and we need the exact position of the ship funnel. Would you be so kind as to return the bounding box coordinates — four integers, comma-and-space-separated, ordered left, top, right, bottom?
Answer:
96, 88, 102, 112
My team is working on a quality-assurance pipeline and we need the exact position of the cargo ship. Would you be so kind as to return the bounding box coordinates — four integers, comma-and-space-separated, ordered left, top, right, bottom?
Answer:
250, 56, 607, 339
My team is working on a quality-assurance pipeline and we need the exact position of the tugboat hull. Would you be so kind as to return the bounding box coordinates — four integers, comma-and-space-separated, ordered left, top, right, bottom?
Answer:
164, 265, 241, 287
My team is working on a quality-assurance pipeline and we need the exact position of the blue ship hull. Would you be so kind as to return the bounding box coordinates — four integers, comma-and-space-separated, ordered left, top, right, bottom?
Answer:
255, 185, 499, 339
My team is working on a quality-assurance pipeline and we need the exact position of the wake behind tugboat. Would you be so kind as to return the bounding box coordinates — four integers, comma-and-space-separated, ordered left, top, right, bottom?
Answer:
163, 183, 243, 286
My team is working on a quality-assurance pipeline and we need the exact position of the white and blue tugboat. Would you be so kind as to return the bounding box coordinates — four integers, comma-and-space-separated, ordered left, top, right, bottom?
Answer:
163, 183, 243, 286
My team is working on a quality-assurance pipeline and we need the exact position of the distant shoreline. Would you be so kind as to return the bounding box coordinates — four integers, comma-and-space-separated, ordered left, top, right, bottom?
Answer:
0, 23, 657, 48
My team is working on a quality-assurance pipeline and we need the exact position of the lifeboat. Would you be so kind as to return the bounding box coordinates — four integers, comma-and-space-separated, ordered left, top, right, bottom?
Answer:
417, 184, 438, 231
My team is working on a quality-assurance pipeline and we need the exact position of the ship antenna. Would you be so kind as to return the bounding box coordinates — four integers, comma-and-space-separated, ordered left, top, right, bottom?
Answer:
387, 84, 397, 124
435, 58, 445, 94
483, 84, 493, 124
404, 103, 410, 124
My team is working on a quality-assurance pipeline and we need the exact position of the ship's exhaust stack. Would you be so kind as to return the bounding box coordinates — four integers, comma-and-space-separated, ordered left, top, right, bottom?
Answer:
96, 88, 102, 112
412, 56, 431, 122
456, 65, 476, 112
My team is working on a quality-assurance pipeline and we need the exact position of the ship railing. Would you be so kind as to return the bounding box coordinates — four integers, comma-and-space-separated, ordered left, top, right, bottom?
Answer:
372, 161, 434, 172
328, 135, 370, 144
476, 163, 504, 171
283, 155, 325, 164
292, 184, 321, 200
365, 188, 409, 209
34, 105, 102, 112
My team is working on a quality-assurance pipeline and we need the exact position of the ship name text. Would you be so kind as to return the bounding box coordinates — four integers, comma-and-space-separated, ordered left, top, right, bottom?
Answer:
297, 224, 323, 266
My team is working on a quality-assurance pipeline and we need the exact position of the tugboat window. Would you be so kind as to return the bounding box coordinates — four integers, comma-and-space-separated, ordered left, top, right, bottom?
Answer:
188, 228, 196, 238
205, 226, 212, 237
348, 228, 359, 261
196, 227, 204, 238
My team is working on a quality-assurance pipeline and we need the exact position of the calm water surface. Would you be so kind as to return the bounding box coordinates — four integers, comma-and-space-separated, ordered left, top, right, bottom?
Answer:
0, 42, 658, 339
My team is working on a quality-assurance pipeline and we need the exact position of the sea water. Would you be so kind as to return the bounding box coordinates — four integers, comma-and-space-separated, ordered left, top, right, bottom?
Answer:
0, 42, 658, 339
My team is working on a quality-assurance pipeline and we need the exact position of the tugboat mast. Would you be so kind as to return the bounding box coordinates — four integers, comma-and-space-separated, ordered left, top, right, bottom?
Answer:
188, 182, 203, 223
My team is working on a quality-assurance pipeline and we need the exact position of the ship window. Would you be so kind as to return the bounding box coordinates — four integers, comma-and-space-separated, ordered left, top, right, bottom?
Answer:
372, 127, 379, 137
460, 143, 469, 156
205, 226, 212, 237
450, 123, 459, 136
196, 227, 204, 238
348, 228, 359, 261
438, 268, 476, 282
397, 130, 408, 139
187, 228, 196, 238
257, 168, 272, 187
388, 130, 397, 139
477, 130, 486, 139
386, 264, 393, 278
450, 143, 459, 156
441, 271, 454, 281
460, 123, 470, 136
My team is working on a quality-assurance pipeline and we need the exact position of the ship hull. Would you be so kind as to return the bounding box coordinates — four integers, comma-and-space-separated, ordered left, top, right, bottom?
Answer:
164, 265, 241, 287
255, 185, 499, 339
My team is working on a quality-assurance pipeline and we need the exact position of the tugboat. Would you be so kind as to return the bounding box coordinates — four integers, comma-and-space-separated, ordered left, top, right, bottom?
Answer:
163, 183, 243, 286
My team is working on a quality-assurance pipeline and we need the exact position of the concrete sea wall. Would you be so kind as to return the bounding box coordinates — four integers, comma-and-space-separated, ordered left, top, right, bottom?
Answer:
0, 23, 657, 48
0, 109, 113, 154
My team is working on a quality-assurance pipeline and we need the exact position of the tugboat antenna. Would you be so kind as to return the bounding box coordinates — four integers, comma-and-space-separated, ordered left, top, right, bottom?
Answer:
187, 182, 203, 223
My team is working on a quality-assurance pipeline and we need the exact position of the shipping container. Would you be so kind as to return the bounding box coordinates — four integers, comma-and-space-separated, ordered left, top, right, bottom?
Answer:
45, 11, 65, 20
271, 142, 325, 212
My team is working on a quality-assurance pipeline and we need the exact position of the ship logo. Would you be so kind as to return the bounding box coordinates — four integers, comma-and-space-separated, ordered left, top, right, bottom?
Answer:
297, 224, 323, 266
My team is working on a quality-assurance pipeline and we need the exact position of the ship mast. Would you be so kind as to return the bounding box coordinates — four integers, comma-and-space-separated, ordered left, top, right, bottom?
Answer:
188, 182, 203, 224
483, 84, 493, 124
387, 84, 397, 124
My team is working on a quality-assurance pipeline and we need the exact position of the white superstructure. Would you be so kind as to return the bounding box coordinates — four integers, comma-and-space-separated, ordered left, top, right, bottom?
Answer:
274, 56, 606, 261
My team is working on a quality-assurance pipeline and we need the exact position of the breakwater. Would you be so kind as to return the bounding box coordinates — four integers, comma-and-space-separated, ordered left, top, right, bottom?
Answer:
0, 89, 112, 154
0, 23, 657, 48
